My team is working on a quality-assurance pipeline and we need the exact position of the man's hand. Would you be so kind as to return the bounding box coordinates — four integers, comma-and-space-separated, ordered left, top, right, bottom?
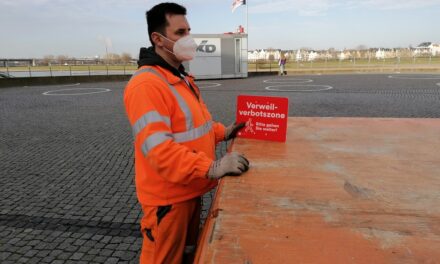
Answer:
207, 152, 250, 179
224, 122, 246, 141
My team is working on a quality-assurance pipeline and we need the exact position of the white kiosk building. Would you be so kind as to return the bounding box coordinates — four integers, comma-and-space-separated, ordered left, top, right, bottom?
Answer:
185, 33, 248, 79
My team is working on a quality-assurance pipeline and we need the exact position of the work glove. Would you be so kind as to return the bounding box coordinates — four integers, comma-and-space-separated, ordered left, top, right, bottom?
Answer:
207, 152, 250, 180
224, 122, 246, 141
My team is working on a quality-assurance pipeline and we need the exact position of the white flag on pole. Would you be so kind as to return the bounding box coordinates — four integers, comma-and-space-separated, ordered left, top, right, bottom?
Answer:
232, 0, 245, 13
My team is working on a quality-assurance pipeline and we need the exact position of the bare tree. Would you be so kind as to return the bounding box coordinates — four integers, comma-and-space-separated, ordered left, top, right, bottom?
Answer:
105, 53, 122, 64
57, 55, 69, 65
356, 45, 368, 51
42, 55, 54, 66
121, 53, 133, 64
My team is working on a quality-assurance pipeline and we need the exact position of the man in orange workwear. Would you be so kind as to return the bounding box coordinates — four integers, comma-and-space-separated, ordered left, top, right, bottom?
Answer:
123, 3, 250, 263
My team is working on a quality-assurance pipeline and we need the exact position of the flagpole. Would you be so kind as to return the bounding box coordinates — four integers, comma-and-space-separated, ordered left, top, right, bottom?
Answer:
246, 1, 248, 36
246, 1, 249, 72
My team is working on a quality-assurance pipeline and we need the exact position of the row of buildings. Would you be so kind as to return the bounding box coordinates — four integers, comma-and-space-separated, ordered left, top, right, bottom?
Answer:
248, 42, 440, 62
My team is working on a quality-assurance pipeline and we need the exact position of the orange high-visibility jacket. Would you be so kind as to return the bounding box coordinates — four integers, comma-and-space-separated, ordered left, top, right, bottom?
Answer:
124, 65, 225, 206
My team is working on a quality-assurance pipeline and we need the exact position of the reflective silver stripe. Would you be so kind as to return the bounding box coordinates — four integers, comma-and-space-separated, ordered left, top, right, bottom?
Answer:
132, 111, 170, 138
174, 120, 213, 143
131, 68, 194, 131
141, 132, 173, 156
129, 67, 152, 79
141, 121, 213, 156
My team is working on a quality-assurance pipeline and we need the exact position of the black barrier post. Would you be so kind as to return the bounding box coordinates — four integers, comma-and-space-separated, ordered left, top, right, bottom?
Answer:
106, 65, 109, 76
6, 65, 9, 75
50, 66, 53, 77
28, 65, 32, 77
88, 66, 91, 77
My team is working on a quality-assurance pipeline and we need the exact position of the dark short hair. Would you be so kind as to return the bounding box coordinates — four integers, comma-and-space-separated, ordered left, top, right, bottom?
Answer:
146, 2, 187, 46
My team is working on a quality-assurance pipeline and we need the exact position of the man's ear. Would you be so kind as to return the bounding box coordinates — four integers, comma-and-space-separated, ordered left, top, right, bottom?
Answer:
151, 32, 163, 47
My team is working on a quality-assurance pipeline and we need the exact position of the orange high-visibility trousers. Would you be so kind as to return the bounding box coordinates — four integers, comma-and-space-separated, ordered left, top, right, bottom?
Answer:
140, 198, 201, 264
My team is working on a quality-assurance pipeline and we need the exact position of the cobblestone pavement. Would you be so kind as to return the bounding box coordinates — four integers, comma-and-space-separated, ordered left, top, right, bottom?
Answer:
1, 73, 440, 263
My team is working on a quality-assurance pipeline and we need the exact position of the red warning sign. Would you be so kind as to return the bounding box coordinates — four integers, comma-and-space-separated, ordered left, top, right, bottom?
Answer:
236, 95, 289, 142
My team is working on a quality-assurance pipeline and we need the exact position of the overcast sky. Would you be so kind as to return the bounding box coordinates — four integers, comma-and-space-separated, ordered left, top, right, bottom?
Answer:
1, 0, 439, 58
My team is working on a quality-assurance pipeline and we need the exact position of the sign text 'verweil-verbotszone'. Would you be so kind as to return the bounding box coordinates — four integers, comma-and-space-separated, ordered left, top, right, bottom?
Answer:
236, 95, 288, 142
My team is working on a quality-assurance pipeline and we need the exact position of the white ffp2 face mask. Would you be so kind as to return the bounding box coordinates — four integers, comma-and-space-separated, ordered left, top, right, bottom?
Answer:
160, 34, 197, 61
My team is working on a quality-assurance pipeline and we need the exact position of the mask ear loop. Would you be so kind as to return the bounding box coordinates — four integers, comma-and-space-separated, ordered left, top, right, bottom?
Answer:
156, 32, 176, 55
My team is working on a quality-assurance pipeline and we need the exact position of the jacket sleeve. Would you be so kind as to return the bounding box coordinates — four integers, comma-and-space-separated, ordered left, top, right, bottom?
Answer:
124, 78, 213, 184
213, 122, 226, 144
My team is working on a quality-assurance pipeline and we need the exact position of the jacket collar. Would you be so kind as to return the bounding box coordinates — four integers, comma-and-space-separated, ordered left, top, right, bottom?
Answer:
137, 46, 188, 84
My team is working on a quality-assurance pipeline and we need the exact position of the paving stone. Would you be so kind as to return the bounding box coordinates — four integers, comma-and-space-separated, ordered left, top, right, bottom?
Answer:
16, 246, 32, 254
7, 237, 21, 245
36, 250, 51, 258
94, 242, 105, 249
91, 234, 103, 241
69, 252, 84, 260
1, 252, 12, 260
92, 256, 108, 263
26, 257, 43, 264
116, 243, 131, 251
49, 249, 63, 257
27, 240, 41, 246
98, 248, 113, 257
104, 243, 118, 250
23, 250, 39, 257
106, 257, 120, 264
15, 240, 28, 247
41, 255, 56, 263
77, 246, 91, 253
7, 253, 21, 261
110, 236, 123, 244
57, 252, 72, 260
17, 257, 30, 263
73, 239, 86, 246
80, 254, 96, 262
33, 243, 48, 250
115, 250, 138, 261
100, 236, 112, 244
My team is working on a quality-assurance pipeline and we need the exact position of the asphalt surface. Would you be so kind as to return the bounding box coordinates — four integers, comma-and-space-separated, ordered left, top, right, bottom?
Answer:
1, 73, 440, 263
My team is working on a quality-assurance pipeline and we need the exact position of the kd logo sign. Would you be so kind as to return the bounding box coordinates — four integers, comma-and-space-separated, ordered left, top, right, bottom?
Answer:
197, 40, 216, 53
